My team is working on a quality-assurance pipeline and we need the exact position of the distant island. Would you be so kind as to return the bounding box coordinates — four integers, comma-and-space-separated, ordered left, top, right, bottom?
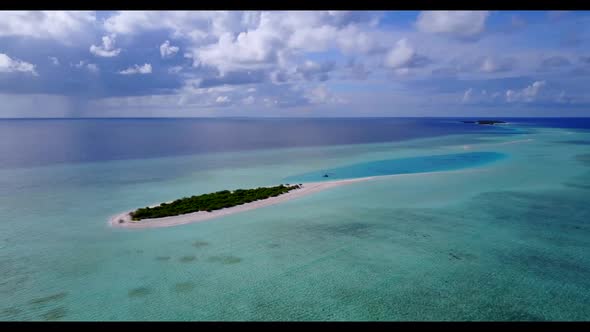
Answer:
461, 120, 506, 125
129, 184, 301, 221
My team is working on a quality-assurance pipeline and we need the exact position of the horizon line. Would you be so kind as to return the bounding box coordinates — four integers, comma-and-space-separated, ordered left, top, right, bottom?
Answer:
2, 116, 590, 120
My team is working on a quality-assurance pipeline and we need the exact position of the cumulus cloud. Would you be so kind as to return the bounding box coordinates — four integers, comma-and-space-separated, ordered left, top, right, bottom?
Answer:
382, 39, 430, 75
0, 11, 95, 42
87, 63, 99, 73
0, 53, 38, 75
461, 88, 473, 103
480, 57, 514, 73
304, 84, 346, 104
102, 11, 388, 93
182, 11, 387, 76
460, 88, 501, 104
344, 60, 370, 80
287, 23, 382, 55
416, 11, 490, 39
193, 21, 284, 74
215, 95, 231, 104
48, 56, 60, 66
243, 95, 255, 105
199, 70, 266, 88
296, 60, 335, 81
506, 81, 546, 103
2, 11, 589, 116
104, 11, 244, 40
90, 35, 122, 57
160, 40, 179, 58
168, 66, 182, 74
384, 39, 415, 69
72, 60, 99, 73
288, 25, 338, 52
119, 63, 152, 75
335, 25, 384, 55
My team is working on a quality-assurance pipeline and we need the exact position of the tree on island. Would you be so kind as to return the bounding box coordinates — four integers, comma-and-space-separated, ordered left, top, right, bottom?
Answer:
130, 184, 301, 221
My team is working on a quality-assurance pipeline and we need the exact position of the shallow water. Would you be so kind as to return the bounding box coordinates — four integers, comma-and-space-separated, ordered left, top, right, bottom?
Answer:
286, 151, 507, 182
0, 119, 589, 321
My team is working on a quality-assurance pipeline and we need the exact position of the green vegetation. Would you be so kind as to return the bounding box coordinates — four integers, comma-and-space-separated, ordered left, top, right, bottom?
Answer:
461, 120, 506, 125
130, 184, 301, 221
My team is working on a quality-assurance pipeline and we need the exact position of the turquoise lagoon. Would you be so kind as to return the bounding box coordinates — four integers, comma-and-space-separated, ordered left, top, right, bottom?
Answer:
285, 151, 507, 182
0, 120, 589, 320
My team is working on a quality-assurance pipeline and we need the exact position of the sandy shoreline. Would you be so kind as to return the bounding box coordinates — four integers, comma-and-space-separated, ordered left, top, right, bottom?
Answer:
108, 168, 486, 230
108, 176, 376, 229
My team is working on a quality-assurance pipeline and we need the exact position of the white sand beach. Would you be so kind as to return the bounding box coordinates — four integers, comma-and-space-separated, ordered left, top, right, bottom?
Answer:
109, 177, 375, 229
108, 169, 486, 230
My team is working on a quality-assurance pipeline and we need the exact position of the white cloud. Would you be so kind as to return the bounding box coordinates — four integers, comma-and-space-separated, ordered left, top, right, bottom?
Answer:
480, 57, 513, 73
87, 63, 99, 73
48, 56, 60, 66
334, 25, 383, 55
104, 11, 257, 43
3, 11, 586, 116
416, 11, 490, 39
168, 66, 182, 74
243, 95, 255, 105
194, 17, 284, 74
160, 40, 179, 58
103, 11, 387, 86
459, 88, 504, 104
182, 11, 387, 76
0, 53, 38, 75
119, 63, 152, 75
72, 60, 99, 73
295, 60, 335, 81
288, 25, 338, 52
305, 84, 346, 104
506, 81, 546, 103
216, 95, 231, 103
384, 39, 415, 69
0, 11, 95, 42
462, 88, 473, 103
90, 35, 121, 57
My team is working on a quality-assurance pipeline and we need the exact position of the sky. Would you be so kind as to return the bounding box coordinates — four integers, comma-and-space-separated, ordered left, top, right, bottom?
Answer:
0, 10, 589, 118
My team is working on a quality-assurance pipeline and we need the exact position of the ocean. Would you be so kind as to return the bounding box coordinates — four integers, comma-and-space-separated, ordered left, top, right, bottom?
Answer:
0, 117, 589, 321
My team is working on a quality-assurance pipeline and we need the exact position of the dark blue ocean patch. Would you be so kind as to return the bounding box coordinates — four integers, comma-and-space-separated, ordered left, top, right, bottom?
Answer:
557, 140, 590, 145
284, 152, 507, 183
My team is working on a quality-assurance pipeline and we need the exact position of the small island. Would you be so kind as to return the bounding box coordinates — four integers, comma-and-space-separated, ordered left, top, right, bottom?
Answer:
110, 177, 374, 229
130, 184, 301, 221
461, 120, 506, 125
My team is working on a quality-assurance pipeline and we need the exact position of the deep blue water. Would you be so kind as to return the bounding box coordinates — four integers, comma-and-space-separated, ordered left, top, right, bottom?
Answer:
0, 117, 588, 170
501, 117, 590, 129
0, 118, 511, 169
285, 152, 508, 182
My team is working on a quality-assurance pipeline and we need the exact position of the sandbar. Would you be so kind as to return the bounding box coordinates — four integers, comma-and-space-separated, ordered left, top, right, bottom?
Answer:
108, 169, 483, 230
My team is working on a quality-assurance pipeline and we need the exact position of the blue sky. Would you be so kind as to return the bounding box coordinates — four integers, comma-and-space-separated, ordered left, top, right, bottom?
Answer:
0, 10, 589, 117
